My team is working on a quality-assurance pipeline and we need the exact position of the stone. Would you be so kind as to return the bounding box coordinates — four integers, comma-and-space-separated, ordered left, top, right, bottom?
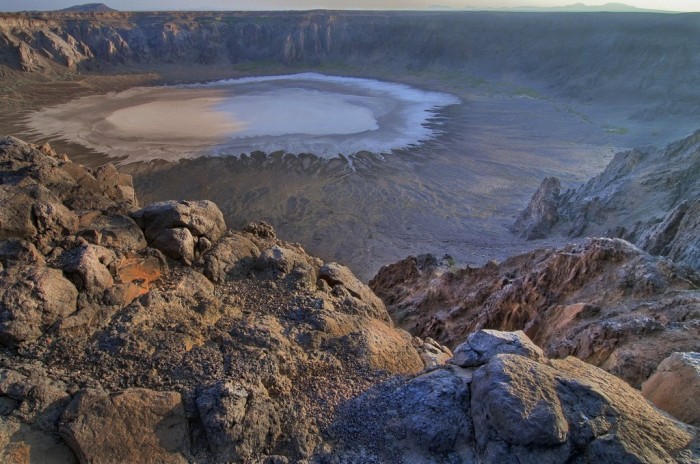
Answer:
60, 388, 190, 464
642, 352, 700, 426
151, 227, 195, 264
0, 239, 45, 267
449, 329, 548, 368
60, 244, 116, 295
0, 266, 78, 346
0, 183, 77, 242
471, 355, 569, 449
83, 214, 147, 251
202, 233, 261, 283
511, 176, 561, 240
131, 200, 226, 243
256, 245, 314, 278
320, 262, 387, 321
196, 382, 280, 463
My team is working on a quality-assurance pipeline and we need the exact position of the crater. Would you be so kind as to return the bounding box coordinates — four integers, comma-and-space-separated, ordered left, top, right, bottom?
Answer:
27, 73, 460, 163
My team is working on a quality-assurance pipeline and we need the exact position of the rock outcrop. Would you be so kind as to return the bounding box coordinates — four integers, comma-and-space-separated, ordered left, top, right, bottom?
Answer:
642, 352, 700, 426
0, 136, 427, 462
371, 237, 700, 387
325, 329, 698, 463
60, 388, 190, 463
1, 11, 699, 109
513, 130, 700, 270
510, 176, 561, 240
1, 135, 698, 461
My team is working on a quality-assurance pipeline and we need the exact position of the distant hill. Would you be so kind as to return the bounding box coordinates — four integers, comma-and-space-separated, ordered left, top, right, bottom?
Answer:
60, 3, 116, 12
464, 2, 671, 13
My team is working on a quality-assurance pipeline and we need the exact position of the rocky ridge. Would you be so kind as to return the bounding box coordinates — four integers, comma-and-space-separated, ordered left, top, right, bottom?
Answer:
0, 135, 428, 462
516, 129, 700, 270
0, 135, 697, 462
371, 131, 700, 392
1, 11, 699, 109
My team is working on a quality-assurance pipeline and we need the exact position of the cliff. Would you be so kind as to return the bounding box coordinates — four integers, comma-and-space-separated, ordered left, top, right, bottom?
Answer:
371, 129, 700, 391
1, 136, 697, 462
1, 11, 699, 109
512, 129, 700, 270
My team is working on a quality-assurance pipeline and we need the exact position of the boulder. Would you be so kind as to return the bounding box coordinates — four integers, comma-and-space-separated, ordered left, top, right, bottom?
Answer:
319, 262, 387, 321
0, 183, 78, 242
511, 176, 561, 240
60, 244, 116, 295
0, 239, 45, 267
131, 200, 226, 244
327, 330, 697, 463
60, 388, 190, 464
0, 266, 78, 346
449, 329, 548, 368
151, 227, 195, 264
201, 233, 260, 283
642, 352, 700, 426
256, 245, 315, 278
81, 214, 147, 251
196, 382, 280, 463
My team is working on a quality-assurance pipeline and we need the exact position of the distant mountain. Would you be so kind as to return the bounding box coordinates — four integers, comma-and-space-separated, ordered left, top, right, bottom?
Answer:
464, 2, 671, 13
60, 3, 116, 12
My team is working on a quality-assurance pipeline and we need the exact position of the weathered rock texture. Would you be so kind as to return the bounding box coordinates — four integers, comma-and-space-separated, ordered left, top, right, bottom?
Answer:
324, 329, 699, 463
511, 176, 561, 240
642, 352, 700, 426
0, 136, 427, 462
371, 238, 700, 388
514, 130, 700, 270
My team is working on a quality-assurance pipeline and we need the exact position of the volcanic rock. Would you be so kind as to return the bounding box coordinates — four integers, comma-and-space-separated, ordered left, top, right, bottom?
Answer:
200, 233, 260, 283
371, 237, 700, 387
449, 329, 547, 368
642, 352, 700, 426
511, 176, 561, 240
517, 131, 700, 270
196, 382, 281, 463
60, 388, 190, 463
0, 265, 78, 346
326, 329, 697, 463
131, 200, 226, 263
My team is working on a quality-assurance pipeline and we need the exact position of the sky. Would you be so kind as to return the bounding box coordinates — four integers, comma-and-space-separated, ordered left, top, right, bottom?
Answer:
0, 0, 698, 12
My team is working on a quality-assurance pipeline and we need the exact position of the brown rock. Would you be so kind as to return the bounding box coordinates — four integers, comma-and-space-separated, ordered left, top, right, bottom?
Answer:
201, 233, 260, 283
60, 244, 116, 295
642, 352, 700, 426
60, 388, 190, 464
0, 266, 78, 346
372, 238, 700, 387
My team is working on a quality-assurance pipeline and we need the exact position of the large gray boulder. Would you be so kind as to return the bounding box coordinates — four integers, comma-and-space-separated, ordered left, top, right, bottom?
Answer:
60, 388, 190, 464
132, 200, 226, 243
642, 352, 700, 426
449, 329, 548, 368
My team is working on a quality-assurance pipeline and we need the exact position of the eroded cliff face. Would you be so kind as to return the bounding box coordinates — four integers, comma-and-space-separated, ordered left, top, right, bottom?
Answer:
1, 11, 700, 107
370, 130, 700, 391
513, 129, 700, 270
